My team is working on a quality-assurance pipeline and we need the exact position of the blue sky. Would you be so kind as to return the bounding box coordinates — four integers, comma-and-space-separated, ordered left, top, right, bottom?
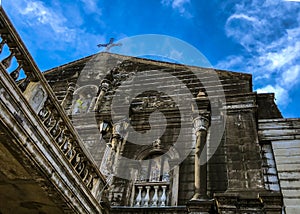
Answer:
2, 0, 300, 117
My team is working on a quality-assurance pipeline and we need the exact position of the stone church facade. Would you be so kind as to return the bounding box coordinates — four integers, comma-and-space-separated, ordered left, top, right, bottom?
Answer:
0, 6, 299, 214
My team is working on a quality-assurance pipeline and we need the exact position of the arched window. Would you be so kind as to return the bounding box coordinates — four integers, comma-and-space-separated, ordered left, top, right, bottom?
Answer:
138, 153, 170, 183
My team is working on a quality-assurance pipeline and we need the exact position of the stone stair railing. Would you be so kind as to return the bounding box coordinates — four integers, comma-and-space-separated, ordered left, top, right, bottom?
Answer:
0, 6, 107, 213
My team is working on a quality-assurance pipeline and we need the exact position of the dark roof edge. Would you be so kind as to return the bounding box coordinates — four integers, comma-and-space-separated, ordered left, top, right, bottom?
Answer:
43, 52, 252, 80
43, 54, 95, 75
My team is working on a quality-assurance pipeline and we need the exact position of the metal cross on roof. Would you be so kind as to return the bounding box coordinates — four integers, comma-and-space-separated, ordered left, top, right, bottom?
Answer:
97, 38, 122, 52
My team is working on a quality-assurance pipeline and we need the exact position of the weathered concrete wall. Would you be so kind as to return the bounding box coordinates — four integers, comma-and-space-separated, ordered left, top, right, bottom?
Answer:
259, 119, 300, 213
273, 140, 300, 214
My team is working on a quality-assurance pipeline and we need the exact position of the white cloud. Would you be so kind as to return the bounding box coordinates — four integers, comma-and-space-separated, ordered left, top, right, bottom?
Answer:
280, 65, 300, 88
169, 49, 183, 60
80, 0, 102, 14
258, 40, 300, 71
20, 0, 76, 41
172, 0, 190, 9
4, 0, 107, 68
227, 14, 258, 23
215, 55, 245, 71
161, 0, 192, 18
217, 0, 300, 110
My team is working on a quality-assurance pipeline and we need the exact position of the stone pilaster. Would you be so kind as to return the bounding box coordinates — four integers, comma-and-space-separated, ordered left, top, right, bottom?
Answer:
187, 199, 214, 214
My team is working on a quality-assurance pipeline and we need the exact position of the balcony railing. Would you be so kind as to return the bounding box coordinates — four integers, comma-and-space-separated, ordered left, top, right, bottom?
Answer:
133, 181, 170, 207
0, 6, 107, 212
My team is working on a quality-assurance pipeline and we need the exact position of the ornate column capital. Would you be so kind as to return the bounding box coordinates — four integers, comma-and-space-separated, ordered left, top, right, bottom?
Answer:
99, 79, 111, 92
193, 115, 210, 132
112, 119, 129, 138
93, 79, 111, 111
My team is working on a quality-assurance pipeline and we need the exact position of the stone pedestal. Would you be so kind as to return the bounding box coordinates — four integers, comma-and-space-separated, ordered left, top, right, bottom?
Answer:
259, 192, 283, 214
187, 199, 214, 214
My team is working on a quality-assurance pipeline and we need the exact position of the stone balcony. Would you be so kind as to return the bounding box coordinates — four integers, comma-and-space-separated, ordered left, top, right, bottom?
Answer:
133, 181, 170, 207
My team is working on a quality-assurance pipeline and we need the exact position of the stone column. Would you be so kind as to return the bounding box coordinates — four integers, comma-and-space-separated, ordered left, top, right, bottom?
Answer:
192, 115, 210, 200
111, 120, 129, 173
93, 79, 111, 111
111, 121, 122, 152
105, 121, 121, 172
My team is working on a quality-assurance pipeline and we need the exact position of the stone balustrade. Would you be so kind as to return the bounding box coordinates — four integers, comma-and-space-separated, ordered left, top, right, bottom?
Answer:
134, 182, 169, 207
38, 98, 100, 190
0, 10, 39, 90
0, 7, 106, 195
